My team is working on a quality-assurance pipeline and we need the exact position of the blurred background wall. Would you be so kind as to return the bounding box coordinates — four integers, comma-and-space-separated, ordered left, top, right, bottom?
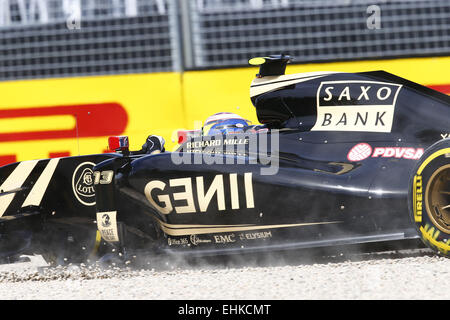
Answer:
0, 0, 449, 163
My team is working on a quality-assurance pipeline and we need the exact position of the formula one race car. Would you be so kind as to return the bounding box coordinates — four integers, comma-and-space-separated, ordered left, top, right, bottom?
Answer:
1, 55, 450, 265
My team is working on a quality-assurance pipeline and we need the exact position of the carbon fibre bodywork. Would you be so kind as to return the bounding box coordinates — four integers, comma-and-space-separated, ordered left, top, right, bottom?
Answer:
92, 69, 450, 258
0, 154, 120, 263
1, 64, 450, 263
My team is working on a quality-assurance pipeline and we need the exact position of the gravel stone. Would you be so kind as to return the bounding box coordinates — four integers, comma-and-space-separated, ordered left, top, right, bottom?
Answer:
0, 249, 447, 299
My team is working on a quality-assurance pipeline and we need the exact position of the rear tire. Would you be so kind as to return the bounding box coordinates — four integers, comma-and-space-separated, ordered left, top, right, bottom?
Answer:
409, 138, 450, 257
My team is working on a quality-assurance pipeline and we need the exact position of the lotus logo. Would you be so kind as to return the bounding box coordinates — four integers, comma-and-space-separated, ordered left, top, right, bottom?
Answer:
72, 162, 96, 206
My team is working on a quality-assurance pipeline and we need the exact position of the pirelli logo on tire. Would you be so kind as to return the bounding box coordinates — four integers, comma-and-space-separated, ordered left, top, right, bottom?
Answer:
413, 175, 423, 223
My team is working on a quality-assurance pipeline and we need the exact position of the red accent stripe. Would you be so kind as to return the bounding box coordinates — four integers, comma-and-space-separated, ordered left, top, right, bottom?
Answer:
0, 155, 17, 166
0, 103, 128, 142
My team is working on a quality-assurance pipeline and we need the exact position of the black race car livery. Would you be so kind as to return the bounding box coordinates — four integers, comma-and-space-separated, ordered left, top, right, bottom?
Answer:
1, 55, 450, 264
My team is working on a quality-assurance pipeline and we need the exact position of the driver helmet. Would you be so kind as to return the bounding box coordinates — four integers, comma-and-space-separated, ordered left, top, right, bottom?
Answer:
203, 112, 252, 136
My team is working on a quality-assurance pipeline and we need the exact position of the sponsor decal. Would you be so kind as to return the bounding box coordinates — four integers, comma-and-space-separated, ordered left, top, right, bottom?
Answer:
170, 232, 272, 245
173, 131, 280, 176
420, 224, 450, 255
72, 162, 96, 206
312, 80, 402, 132
0, 103, 128, 166
414, 148, 450, 255
413, 175, 423, 222
347, 143, 424, 161
182, 137, 250, 158
0, 103, 127, 142
441, 133, 450, 139
239, 231, 273, 241
167, 237, 189, 246
144, 172, 255, 215
190, 234, 212, 246
347, 143, 372, 161
185, 138, 249, 150
371, 147, 423, 159
97, 211, 119, 242
214, 233, 236, 244
101, 213, 111, 227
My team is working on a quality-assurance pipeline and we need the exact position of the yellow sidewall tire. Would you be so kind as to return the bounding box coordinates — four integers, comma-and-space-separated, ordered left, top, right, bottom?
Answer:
409, 139, 450, 257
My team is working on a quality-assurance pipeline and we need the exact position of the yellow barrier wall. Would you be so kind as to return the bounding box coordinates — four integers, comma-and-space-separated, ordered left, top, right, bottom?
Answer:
1, 56, 449, 164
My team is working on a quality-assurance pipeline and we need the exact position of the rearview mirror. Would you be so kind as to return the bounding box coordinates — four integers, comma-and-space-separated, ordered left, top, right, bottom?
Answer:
108, 136, 129, 153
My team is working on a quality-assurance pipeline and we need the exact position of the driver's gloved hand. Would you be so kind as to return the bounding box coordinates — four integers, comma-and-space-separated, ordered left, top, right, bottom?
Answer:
141, 135, 165, 154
